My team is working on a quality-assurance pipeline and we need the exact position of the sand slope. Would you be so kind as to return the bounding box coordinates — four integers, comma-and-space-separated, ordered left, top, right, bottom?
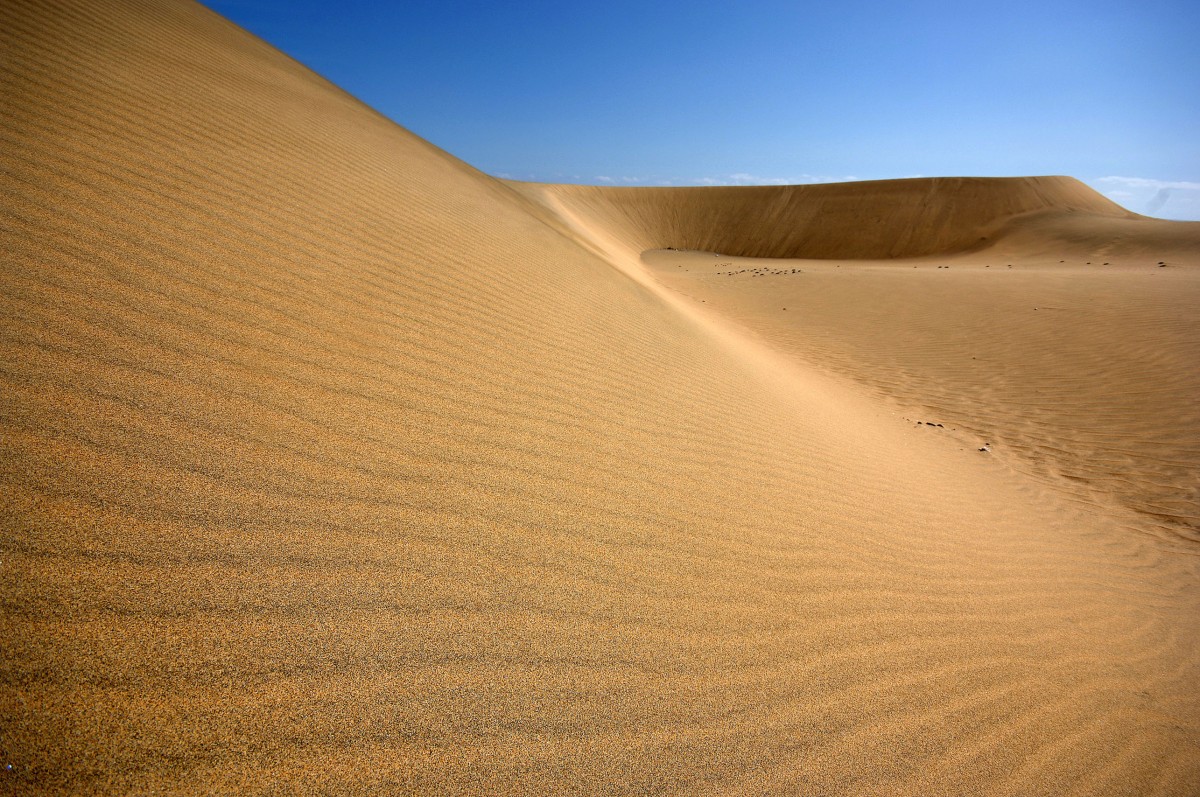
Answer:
3, 1, 1200, 795
643, 252, 1200, 542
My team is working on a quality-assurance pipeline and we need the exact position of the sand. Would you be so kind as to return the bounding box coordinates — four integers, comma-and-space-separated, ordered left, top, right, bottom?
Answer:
3, 0, 1200, 794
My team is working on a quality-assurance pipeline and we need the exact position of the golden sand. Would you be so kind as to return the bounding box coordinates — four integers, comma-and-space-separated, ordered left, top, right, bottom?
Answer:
3, 1, 1199, 794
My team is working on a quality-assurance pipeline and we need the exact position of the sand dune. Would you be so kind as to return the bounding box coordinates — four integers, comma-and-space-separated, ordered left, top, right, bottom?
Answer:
522, 180, 1200, 543
514, 175, 1137, 260
3, 1, 1200, 795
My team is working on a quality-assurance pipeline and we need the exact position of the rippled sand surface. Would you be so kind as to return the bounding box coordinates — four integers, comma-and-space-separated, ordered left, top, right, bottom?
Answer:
3, 1, 1199, 794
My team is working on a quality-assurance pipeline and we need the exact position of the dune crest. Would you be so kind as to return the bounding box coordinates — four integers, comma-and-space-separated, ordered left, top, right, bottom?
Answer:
3, 1, 1199, 795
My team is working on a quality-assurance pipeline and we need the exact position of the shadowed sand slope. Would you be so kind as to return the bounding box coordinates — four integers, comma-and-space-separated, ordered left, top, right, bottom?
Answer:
3, 1, 1200, 795
514, 176, 1139, 260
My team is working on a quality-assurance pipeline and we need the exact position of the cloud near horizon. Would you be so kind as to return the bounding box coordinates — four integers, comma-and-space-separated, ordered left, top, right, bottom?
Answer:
691, 173, 860, 187
1095, 176, 1200, 191
1091, 176, 1200, 220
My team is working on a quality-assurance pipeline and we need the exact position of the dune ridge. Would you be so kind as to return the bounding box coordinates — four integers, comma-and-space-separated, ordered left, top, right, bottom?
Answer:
3, 1, 1200, 795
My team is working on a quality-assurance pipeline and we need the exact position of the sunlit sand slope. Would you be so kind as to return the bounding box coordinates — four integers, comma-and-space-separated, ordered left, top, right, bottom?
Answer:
516, 176, 1135, 259
3, 1, 1200, 795
644, 252, 1200, 545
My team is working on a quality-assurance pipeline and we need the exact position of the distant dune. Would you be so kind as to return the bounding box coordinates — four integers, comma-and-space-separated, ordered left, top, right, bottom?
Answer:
3, 1, 1200, 795
514, 175, 1149, 259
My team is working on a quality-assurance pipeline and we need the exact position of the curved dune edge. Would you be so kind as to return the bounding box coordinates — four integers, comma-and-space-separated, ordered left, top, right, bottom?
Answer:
510, 176, 1147, 260
513, 175, 1200, 263
3, 2, 1200, 796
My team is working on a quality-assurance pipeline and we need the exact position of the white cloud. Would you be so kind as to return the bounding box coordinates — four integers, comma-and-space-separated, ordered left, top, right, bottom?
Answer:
692, 173, 860, 187
1088, 176, 1200, 220
595, 175, 614, 183
798, 174, 859, 184
1095, 176, 1200, 191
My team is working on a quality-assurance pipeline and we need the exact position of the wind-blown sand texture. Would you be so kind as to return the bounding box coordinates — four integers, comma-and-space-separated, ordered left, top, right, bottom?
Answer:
2, 1, 1199, 795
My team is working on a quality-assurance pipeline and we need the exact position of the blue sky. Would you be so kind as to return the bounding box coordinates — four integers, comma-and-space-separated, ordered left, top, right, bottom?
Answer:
205, 0, 1200, 220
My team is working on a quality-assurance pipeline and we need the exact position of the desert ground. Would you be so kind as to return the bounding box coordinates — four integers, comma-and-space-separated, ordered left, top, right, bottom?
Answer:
2, 0, 1199, 794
